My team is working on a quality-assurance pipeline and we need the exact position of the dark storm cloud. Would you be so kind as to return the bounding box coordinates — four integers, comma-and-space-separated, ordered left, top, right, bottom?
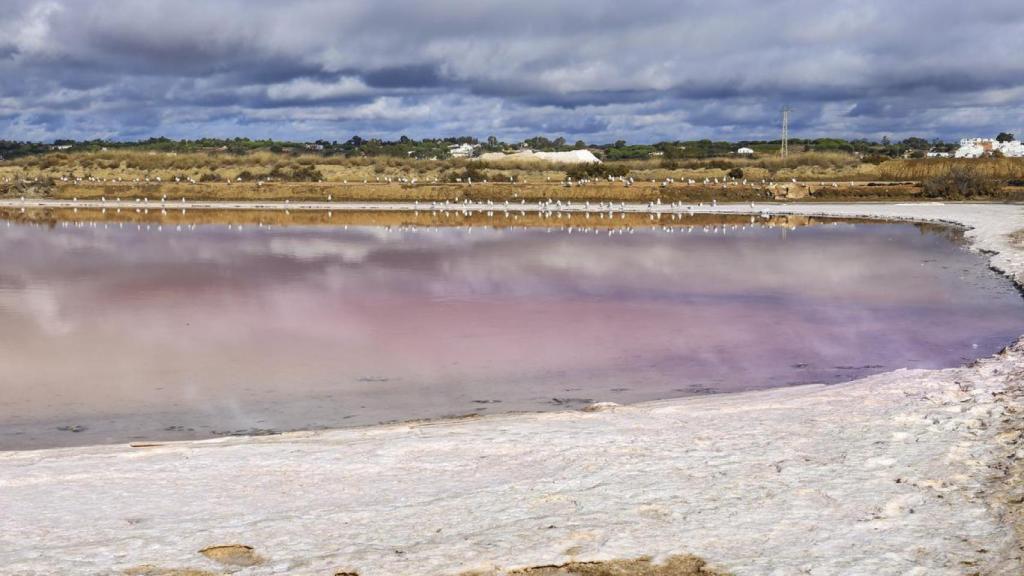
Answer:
1, 0, 1022, 142
362, 65, 444, 89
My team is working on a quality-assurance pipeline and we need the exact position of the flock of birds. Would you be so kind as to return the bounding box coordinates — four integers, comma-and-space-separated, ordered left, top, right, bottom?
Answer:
559, 174, 847, 192
6, 193, 764, 216
0, 170, 863, 236
7, 214, 823, 238
3, 173, 856, 190
1, 190, 831, 238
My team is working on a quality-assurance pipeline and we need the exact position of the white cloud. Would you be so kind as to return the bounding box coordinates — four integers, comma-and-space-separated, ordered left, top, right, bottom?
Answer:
266, 77, 370, 102
9, 1, 64, 57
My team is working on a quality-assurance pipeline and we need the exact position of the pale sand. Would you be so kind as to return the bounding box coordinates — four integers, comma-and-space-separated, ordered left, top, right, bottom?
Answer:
1, 203, 1022, 575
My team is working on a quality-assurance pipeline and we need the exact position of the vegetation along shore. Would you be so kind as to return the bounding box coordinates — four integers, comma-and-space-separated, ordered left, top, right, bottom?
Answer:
3, 138, 1024, 205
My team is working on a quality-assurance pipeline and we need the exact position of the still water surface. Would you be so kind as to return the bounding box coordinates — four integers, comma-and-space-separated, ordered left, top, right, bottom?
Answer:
1, 214, 1022, 449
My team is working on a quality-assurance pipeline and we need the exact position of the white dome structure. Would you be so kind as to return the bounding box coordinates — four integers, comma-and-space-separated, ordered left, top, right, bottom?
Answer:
477, 149, 601, 164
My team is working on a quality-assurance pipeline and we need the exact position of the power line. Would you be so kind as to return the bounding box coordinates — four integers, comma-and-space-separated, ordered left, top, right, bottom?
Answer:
781, 106, 791, 160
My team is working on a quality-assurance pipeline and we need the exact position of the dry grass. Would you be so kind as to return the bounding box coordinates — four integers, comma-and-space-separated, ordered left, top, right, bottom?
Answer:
0, 149, 888, 185
878, 157, 1024, 180
5, 150, 1024, 203
1, 151, 567, 185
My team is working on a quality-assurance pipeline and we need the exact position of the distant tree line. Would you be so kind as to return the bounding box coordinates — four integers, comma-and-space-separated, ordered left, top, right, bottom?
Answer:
4, 133, 1016, 162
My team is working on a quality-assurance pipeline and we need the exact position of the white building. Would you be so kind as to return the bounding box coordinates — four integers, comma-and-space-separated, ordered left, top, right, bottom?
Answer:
736, 147, 755, 155
448, 143, 478, 158
955, 138, 1024, 158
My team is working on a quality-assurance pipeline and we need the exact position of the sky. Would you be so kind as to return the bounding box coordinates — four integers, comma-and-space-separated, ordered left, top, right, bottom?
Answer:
1, 0, 1022, 144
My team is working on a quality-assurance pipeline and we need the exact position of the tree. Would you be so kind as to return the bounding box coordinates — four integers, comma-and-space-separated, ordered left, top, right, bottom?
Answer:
487, 135, 498, 147
525, 136, 553, 150
901, 137, 929, 150
574, 140, 586, 149
553, 137, 566, 147
997, 132, 1015, 143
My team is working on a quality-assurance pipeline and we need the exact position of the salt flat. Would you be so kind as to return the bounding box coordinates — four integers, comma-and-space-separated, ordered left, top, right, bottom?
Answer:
1, 203, 1022, 576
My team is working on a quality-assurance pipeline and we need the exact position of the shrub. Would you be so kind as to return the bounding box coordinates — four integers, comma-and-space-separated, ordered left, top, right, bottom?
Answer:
444, 165, 488, 182
564, 163, 630, 180
290, 164, 323, 182
861, 155, 889, 165
922, 165, 1000, 199
727, 167, 744, 179
489, 172, 518, 183
198, 172, 221, 182
265, 164, 323, 181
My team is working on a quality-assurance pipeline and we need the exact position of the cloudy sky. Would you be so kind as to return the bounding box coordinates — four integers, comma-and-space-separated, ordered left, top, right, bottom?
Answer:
1, 0, 1022, 143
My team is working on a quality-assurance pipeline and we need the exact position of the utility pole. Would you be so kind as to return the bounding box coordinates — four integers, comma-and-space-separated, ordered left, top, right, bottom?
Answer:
781, 106, 791, 161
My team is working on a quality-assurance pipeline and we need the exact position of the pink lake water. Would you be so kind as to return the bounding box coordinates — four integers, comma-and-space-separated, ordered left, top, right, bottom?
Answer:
1, 215, 1023, 449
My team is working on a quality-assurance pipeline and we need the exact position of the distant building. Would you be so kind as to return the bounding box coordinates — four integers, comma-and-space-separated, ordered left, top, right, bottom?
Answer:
955, 138, 1024, 158
926, 151, 950, 158
736, 147, 755, 155
448, 143, 478, 158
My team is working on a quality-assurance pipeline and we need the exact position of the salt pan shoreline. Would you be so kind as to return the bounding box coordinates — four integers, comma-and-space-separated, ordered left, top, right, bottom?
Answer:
1, 203, 1023, 576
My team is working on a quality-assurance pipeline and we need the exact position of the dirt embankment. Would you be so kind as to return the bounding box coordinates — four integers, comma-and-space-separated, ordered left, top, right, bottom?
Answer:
0, 179, 939, 204
0, 206, 892, 231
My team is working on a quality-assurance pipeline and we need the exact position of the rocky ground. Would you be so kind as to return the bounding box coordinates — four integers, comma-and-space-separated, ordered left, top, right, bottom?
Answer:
1, 203, 1022, 576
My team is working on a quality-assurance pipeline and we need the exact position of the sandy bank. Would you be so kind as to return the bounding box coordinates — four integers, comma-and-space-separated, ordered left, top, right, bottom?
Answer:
1, 203, 1023, 576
